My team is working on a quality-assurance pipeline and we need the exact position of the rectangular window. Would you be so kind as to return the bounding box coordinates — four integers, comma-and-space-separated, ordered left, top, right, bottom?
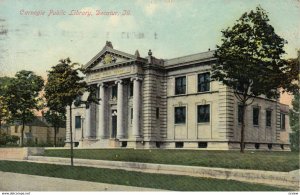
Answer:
266, 110, 272, 127
198, 104, 210, 123
75, 116, 81, 129
156, 107, 159, 119
280, 113, 285, 130
175, 76, 186, 95
111, 85, 118, 99
14, 126, 18, 133
238, 105, 243, 124
253, 107, 259, 126
174, 107, 186, 124
198, 72, 210, 92
129, 82, 133, 97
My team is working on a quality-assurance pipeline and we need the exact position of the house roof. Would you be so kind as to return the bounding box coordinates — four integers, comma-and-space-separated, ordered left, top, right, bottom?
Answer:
164, 50, 216, 66
4, 116, 65, 128
85, 42, 216, 71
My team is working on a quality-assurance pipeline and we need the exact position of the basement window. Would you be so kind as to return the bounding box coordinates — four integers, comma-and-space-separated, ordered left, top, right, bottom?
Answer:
198, 142, 208, 148
175, 142, 184, 148
121, 141, 127, 148
156, 142, 161, 148
268, 144, 272, 150
255, 143, 260, 149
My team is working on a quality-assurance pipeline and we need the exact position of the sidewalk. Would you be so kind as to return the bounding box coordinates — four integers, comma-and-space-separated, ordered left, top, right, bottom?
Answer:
0, 171, 162, 191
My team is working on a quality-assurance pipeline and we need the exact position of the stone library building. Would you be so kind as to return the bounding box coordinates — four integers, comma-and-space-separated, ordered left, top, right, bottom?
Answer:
65, 41, 290, 150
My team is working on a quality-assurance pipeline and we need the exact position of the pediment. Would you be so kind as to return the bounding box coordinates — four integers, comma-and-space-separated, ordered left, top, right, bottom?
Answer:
85, 46, 138, 70
91, 52, 133, 70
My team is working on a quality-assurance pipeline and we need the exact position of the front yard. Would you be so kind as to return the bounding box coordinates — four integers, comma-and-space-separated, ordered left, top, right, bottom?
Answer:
0, 160, 291, 191
44, 149, 299, 172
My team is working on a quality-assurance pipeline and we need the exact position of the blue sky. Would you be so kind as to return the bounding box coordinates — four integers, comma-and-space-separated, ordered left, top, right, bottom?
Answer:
0, 0, 299, 77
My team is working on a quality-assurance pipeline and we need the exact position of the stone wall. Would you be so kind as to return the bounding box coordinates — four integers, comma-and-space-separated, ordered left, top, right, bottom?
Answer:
0, 147, 44, 160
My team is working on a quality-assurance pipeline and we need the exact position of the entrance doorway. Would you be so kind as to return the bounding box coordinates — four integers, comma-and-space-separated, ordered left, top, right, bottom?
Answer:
111, 110, 117, 138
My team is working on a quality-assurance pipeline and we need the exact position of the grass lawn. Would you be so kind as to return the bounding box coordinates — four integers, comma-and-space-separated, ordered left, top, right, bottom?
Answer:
44, 149, 299, 172
0, 160, 291, 191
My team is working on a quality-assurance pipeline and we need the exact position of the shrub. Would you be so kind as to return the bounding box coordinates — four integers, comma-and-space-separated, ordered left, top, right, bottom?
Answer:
0, 133, 20, 146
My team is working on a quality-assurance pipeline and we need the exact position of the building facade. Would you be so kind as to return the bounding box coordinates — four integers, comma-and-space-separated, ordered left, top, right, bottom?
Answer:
2, 117, 66, 146
65, 41, 291, 150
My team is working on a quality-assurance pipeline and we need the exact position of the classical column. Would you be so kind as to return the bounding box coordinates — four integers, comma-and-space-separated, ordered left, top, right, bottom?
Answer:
84, 104, 92, 138
131, 77, 142, 138
98, 83, 107, 139
116, 80, 125, 139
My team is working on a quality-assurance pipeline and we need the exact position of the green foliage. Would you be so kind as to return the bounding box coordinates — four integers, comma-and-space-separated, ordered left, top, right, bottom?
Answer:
23, 139, 53, 147
44, 110, 66, 129
0, 96, 9, 128
4, 70, 44, 146
44, 149, 299, 172
212, 6, 298, 100
44, 58, 87, 110
43, 110, 66, 147
0, 77, 13, 127
0, 76, 13, 96
0, 161, 290, 191
0, 132, 19, 145
289, 92, 299, 151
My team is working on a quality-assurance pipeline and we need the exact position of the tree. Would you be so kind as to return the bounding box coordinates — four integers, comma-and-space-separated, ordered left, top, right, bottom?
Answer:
289, 55, 300, 152
43, 110, 66, 147
0, 96, 9, 129
0, 77, 13, 129
211, 6, 298, 153
45, 58, 87, 166
5, 71, 44, 146
289, 92, 299, 152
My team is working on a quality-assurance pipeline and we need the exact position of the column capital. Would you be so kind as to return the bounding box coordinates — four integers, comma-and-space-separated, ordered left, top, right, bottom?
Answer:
97, 82, 107, 88
130, 77, 143, 82
115, 80, 123, 85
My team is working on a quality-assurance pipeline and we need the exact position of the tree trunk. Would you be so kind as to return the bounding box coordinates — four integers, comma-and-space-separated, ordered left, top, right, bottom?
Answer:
69, 105, 74, 166
240, 104, 246, 153
54, 127, 57, 147
21, 121, 25, 147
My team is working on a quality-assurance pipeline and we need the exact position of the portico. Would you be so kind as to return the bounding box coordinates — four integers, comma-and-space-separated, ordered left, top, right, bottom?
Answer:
76, 41, 147, 148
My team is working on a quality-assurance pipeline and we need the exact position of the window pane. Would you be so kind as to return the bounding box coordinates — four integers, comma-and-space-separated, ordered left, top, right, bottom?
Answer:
253, 108, 259, 126
266, 110, 271, 127
75, 116, 81, 129
280, 113, 285, 130
198, 105, 210, 123
175, 107, 186, 124
198, 73, 210, 92
175, 77, 186, 95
